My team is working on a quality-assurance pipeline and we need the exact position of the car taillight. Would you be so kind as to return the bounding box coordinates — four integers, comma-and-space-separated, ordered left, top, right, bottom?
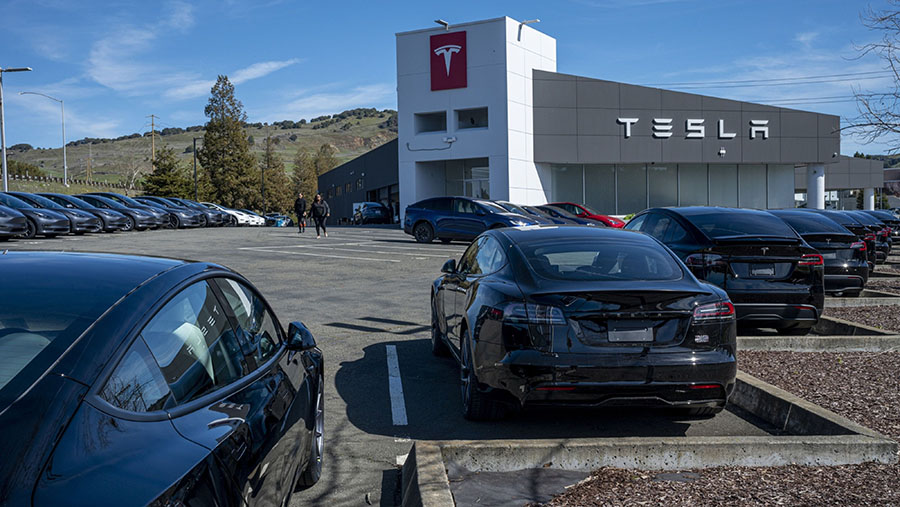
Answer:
851, 241, 867, 252
798, 253, 824, 266
502, 303, 567, 325
865, 233, 876, 241
692, 301, 735, 322
684, 253, 725, 268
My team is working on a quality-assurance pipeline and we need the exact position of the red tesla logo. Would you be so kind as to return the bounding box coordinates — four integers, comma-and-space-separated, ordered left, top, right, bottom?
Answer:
430, 31, 467, 91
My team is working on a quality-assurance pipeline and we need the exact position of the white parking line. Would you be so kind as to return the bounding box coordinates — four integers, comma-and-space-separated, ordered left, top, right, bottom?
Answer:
385, 344, 408, 426
242, 247, 400, 263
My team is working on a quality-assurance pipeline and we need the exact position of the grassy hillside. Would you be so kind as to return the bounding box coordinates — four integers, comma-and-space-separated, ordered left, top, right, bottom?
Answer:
8, 109, 398, 185
6, 179, 124, 196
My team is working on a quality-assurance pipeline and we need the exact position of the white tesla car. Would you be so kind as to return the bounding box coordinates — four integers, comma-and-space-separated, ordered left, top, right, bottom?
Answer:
201, 202, 262, 226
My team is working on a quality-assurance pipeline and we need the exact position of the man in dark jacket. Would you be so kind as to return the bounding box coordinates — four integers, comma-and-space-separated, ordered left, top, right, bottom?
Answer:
293, 192, 307, 233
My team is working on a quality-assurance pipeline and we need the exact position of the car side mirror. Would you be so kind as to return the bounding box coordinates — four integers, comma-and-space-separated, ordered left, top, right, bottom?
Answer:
287, 321, 317, 351
441, 258, 457, 274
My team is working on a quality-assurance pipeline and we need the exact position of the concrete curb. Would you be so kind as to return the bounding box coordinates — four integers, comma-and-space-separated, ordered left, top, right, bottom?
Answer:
814, 315, 893, 336
400, 371, 898, 506
738, 334, 900, 352
826, 289, 900, 307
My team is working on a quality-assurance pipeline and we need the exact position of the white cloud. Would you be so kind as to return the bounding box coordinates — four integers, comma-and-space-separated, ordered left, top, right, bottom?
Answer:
794, 31, 819, 48
232, 59, 299, 84
165, 0, 195, 31
163, 59, 300, 100
262, 83, 395, 121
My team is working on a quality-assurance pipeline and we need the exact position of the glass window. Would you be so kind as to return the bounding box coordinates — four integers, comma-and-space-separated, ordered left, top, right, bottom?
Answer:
708, 165, 738, 207
684, 210, 798, 239
456, 107, 488, 129
345, 183, 351, 194
414, 111, 447, 133
142, 282, 245, 405
678, 164, 708, 206
616, 164, 647, 214
458, 241, 482, 276
624, 213, 647, 231
769, 211, 851, 235
357, 178, 364, 190
665, 220, 690, 243
474, 236, 506, 274
518, 238, 683, 281
738, 164, 767, 209
100, 338, 173, 412
584, 164, 616, 215
327, 189, 333, 199
335, 186, 342, 197
644, 214, 672, 240
213, 279, 282, 366
419, 198, 450, 212
453, 199, 478, 214
648, 165, 678, 208
550, 165, 584, 204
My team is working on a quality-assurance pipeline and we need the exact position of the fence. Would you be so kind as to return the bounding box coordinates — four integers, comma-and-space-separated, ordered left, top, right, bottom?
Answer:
9, 173, 141, 190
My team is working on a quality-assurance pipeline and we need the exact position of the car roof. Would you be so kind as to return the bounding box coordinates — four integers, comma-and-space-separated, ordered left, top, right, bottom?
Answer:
664, 206, 773, 217
497, 224, 652, 243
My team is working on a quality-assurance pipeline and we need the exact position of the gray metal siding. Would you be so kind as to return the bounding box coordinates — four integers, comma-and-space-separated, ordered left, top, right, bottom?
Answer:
317, 139, 398, 221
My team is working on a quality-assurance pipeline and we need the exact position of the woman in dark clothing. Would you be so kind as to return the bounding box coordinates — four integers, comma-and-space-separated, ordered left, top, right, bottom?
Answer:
309, 193, 330, 238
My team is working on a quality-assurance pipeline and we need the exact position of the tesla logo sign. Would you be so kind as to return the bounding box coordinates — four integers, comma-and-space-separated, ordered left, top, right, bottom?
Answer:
616, 118, 770, 140
431, 31, 467, 91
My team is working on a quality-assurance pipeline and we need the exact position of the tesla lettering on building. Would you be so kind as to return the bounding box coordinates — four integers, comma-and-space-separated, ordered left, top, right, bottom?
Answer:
430, 31, 467, 91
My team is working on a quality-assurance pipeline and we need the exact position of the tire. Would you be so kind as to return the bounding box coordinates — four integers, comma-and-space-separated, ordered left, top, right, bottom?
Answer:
431, 299, 450, 357
21, 219, 36, 239
440, 238, 452, 244
460, 335, 506, 421
777, 326, 812, 336
227, 215, 238, 227
199, 215, 208, 228
297, 374, 324, 489
414, 222, 434, 243
168, 215, 181, 229
122, 216, 135, 232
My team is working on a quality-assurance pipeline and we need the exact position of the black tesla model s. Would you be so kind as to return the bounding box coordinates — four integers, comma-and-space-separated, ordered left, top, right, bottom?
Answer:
431, 226, 737, 421
0, 252, 324, 506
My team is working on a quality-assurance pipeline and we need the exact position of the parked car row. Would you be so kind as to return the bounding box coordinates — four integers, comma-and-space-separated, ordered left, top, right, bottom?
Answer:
0, 191, 280, 241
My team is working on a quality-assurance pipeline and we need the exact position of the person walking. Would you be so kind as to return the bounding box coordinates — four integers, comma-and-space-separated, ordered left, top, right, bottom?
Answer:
309, 193, 330, 238
293, 192, 307, 233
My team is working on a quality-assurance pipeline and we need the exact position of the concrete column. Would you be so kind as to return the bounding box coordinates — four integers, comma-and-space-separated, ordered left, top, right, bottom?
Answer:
864, 188, 875, 210
806, 164, 826, 209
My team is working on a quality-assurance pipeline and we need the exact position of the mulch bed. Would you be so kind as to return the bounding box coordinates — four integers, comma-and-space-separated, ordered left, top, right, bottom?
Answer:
825, 305, 900, 333
534, 351, 900, 507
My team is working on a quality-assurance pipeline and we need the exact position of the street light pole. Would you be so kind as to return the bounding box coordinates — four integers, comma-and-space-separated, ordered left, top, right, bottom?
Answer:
0, 66, 33, 192
19, 91, 66, 186
192, 136, 202, 201
263, 123, 269, 215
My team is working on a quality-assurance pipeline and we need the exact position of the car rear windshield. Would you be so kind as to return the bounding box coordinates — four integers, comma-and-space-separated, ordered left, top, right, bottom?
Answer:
686, 211, 797, 239
770, 212, 850, 235
518, 239, 683, 281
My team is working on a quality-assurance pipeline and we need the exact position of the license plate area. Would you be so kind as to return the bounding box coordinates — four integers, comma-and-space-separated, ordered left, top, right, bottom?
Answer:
608, 321, 654, 343
750, 263, 775, 277
821, 252, 837, 259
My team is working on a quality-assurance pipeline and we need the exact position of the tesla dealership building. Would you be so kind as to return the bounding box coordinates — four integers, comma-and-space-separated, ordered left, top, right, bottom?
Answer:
392, 16, 884, 219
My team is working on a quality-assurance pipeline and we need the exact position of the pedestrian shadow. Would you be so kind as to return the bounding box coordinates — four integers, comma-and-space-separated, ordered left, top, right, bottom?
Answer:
333, 339, 725, 441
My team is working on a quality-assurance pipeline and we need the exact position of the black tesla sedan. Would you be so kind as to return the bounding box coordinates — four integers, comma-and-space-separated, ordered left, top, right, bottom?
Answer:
169, 197, 228, 226
37, 192, 129, 232
0, 193, 70, 239
626, 207, 825, 335
768, 210, 868, 297
844, 210, 891, 262
0, 252, 324, 505
135, 196, 204, 228
7, 192, 102, 235
0, 204, 27, 240
800, 209, 877, 270
431, 226, 737, 420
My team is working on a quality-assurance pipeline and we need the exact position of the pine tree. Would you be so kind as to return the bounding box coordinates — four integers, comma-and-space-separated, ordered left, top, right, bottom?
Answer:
291, 147, 318, 199
143, 146, 192, 197
261, 134, 294, 213
196, 75, 259, 208
313, 143, 338, 179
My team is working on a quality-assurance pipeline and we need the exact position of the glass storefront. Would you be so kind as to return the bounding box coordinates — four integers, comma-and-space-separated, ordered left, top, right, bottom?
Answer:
445, 158, 490, 199
549, 163, 794, 214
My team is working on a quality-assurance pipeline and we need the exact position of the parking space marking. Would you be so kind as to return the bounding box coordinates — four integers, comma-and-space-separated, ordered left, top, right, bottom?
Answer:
385, 344, 409, 426
241, 241, 463, 259
241, 247, 400, 263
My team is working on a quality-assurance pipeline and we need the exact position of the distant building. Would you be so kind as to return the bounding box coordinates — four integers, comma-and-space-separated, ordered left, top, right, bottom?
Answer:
317, 139, 399, 223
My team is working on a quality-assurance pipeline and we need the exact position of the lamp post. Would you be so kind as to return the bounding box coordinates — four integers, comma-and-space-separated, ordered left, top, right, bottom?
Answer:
192, 137, 202, 201
0, 66, 33, 192
263, 123, 269, 215
19, 91, 67, 187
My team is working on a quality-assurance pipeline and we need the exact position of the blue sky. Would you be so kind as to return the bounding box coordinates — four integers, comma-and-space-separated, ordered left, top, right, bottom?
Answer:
2, 0, 896, 154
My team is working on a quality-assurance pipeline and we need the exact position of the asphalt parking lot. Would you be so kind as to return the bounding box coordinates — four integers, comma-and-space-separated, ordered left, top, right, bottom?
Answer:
3, 226, 780, 506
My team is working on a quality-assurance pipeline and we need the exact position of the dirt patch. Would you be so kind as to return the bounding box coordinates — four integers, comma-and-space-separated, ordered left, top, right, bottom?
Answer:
825, 305, 900, 333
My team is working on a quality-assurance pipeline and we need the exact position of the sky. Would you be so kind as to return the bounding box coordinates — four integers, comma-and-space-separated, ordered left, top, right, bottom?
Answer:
1, 0, 897, 155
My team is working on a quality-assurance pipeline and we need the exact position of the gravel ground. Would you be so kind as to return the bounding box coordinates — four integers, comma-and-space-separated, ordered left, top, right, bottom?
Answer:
865, 278, 900, 292
534, 351, 900, 507
825, 305, 900, 333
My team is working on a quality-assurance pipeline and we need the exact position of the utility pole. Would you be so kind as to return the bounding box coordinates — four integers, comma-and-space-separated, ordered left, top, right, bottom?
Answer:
0, 66, 33, 192
263, 123, 269, 215
147, 114, 157, 171
192, 137, 201, 201
18, 91, 67, 186
87, 142, 92, 181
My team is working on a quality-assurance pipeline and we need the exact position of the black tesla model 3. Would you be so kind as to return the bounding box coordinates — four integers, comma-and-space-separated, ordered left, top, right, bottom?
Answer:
626, 207, 825, 335
431, 226, 737, 421
0, 252, 324, 506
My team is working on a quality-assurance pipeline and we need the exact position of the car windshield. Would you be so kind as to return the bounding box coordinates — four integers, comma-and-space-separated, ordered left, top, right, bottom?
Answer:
577, 203, 604, 216
82, 195, 128, 209
107, 193, 144, 207
476, 200, 509, 214
518, 239, 683, 281
540, 206, 578, 219
498, 202, 529, 215
770, 212, 850, 235
16, 193, 64, 209
0, 193, 32, 209
159, 198, 185, 208
45, 194, 92, 209
686, 211, 797, 239
848, 211, 882, 226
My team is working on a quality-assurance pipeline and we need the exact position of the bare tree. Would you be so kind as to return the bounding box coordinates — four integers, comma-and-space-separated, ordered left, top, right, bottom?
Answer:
848, 1, 900, 153
124, 153, 145, 193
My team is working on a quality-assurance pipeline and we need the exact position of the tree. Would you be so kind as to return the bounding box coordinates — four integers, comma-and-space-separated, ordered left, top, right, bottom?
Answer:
196, 75, 259, 207
848, 2, 900, 152
313, 143, 338, 177
261, 134, 294, 213
143, 146, 193, 197
5, 158, 46, 177
291, 146, 317, 199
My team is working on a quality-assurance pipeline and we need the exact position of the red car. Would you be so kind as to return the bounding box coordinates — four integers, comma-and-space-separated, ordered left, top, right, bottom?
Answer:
546, 202, 625, 228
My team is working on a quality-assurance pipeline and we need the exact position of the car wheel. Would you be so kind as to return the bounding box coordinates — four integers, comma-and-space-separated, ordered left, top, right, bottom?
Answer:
21, 219, 36, 239
297, 374, 324, 489
440, 238, 452, 244
199, 215, 208, 228
431, 300, 450, 357
777, 326, 812, 336
414, 222, 434, 243
122, 216, 135, 232
460, 335, 505, 421
227, 215, 238, 227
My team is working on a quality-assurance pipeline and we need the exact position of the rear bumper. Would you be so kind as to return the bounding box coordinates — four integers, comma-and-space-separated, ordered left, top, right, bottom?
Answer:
824, 274, 866, 294
732, 303, 819, 329
478, 348, 736, 408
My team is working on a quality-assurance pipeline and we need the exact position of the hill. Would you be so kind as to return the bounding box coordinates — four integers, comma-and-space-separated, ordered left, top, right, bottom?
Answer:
7, 108, 398, 185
